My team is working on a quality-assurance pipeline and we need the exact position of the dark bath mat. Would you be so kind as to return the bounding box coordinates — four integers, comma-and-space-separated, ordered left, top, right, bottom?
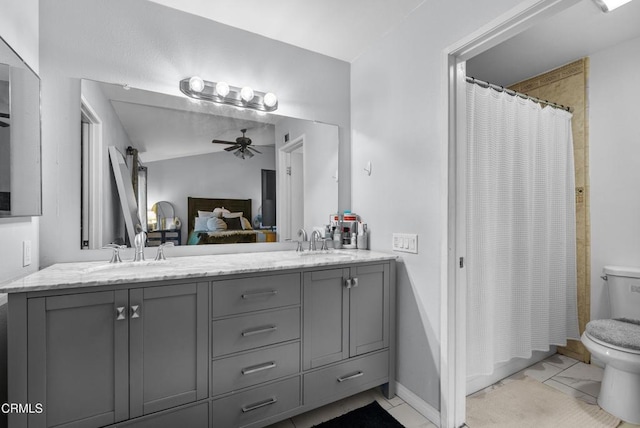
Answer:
312, 401, 405, 428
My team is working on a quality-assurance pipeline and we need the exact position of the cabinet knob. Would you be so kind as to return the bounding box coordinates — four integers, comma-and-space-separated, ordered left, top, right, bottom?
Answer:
344, 278, 359, 288
130, 305, 141, 319
116, 306, 126, 321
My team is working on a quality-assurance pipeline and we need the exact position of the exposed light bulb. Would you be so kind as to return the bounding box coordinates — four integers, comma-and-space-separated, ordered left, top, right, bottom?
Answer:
240, 86, 255, 102
188, 76, 205, 93
594, 0, 633, 11
215, 81, 230, 97
263, 92, 278, 108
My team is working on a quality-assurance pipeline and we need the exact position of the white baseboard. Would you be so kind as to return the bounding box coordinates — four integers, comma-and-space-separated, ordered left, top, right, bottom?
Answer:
396, 382, 440, 426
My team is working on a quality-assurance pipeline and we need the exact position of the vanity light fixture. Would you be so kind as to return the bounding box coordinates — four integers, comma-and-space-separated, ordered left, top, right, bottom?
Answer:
180, 77, 278, 112
593, 0, 634, 12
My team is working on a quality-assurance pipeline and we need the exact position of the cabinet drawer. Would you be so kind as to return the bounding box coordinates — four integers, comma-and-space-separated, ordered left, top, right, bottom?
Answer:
117, 402, 208, 428
212, 308, 300, 357
212, 273, 300, 317
212, 377, 300, 428
212, 342, 300, 396
303, 351, 389, 405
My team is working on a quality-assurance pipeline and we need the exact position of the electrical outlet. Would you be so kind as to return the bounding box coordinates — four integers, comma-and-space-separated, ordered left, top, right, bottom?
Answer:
23, 240, 32, 266
392, 233, 418, 254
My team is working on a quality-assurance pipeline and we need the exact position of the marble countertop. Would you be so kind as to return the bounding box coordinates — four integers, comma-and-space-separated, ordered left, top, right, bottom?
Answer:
0, 250, 397, 293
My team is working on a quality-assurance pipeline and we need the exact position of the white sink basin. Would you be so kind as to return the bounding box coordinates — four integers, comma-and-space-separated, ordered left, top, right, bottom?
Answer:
85, 260, 175, 274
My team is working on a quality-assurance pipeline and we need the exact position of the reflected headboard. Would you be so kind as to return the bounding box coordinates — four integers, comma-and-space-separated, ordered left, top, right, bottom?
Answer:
187, 197, 253, 232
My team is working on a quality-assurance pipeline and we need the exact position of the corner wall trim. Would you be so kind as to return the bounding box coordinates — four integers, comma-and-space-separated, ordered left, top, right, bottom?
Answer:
396, 382, 441, 427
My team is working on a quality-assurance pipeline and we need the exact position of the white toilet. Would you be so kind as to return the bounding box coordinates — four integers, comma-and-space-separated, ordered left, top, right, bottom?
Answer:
581, 266, 640, 424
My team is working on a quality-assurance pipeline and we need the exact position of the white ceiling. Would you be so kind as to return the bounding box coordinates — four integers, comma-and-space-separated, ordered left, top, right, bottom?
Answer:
147, 0, 425, 62
467, 0, 640, 86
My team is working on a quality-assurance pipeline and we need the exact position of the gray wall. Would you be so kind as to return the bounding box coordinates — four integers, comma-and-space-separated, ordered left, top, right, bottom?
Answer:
590, 34, 640, 321
39, 0, 351, 266
350, 0, 526, 410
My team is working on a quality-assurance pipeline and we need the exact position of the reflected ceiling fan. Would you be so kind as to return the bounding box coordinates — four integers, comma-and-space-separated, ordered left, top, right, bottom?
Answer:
0, 112, 9, 128
211, 128, 261, 159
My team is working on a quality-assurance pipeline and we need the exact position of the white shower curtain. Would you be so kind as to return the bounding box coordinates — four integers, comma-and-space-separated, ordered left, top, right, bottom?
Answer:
465, 82, 580, 377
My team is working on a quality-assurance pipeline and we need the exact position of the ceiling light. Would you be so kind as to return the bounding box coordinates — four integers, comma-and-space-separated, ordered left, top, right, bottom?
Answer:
593, 0, 633, 12
179, 77, 278, 112
263, 92, 278, 108
215, 81, 230, 97
188, 76, 205, 93
240, 86, 255, 102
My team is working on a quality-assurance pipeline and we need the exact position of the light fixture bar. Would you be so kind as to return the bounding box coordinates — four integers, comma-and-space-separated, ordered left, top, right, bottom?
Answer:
593, 0, 634, 12
179, 77, 278, 112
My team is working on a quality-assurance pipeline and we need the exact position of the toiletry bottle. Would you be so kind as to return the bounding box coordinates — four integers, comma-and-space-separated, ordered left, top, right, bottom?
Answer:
333, 231, 342, 249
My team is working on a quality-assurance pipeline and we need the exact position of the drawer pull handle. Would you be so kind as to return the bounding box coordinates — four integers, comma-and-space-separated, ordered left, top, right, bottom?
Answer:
116, 306, 126, 321
241, 325, 277, 337
242, 290, 278, 299
241, 361, 277, 375
241, 397, 278, 413
337, 371, 364, 383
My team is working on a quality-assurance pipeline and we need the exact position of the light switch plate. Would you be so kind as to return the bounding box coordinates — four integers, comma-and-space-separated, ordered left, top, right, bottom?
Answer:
392, 233, 418, 254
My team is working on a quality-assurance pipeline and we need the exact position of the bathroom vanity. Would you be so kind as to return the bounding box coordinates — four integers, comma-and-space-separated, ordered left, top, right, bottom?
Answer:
3, 250, 396, 428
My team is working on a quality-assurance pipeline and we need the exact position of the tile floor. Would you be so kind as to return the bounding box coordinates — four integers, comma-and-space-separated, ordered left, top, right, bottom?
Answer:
469, 353, 639, 428
267, 353, 640, 427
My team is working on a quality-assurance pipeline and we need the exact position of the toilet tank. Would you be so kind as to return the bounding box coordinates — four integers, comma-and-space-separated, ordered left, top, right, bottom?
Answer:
603, 266, 640, 320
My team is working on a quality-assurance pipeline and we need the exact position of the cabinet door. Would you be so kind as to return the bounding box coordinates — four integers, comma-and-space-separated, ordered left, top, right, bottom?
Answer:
27, 290, 129, 428
129, 282, 208, 418
303, 268, 349, 370
349, 264, 390, 357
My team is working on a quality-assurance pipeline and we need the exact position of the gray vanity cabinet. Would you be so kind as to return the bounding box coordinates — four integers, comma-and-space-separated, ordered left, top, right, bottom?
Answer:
25, 282, 208, 428
27, 291, 129, 428
303, 263, 390, 370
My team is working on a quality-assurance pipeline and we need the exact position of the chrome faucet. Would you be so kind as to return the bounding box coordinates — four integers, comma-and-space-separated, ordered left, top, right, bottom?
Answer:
101, 244, 125, 263
154, 242, 174, 261
133, 231, 147, 262
297, 228, 308, 243
310, 230, 322, 251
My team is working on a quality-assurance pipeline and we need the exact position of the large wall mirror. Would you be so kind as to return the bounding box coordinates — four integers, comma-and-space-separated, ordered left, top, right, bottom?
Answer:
0, 36, 41, 217
80, 79, 338, 249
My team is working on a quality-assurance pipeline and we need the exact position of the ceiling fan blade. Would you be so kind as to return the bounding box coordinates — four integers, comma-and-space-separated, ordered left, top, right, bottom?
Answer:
246, 146, 262, 154
212, 139, 236, 145
0, 121, 8, 128
0, 112, 9, 119
224, 145, 241, 152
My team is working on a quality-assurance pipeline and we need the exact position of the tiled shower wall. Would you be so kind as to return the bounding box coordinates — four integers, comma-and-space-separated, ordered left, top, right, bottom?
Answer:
510, 58, 591, 363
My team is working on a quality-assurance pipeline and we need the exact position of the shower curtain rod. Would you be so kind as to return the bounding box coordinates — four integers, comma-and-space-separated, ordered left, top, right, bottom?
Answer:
466, 76, 572, 112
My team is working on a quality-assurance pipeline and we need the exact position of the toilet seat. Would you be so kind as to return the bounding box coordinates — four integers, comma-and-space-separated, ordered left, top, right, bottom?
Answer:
585, 331, 640, 355
585, 318, 640, 354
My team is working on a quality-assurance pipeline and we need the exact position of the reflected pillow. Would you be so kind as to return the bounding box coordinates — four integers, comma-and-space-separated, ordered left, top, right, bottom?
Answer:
241, 217, 253, 230
207, 217, 227, 231
194, 217, 209, 232
224, 216, 243, 230
213, 207, 230, 217
223, 211, 243, 219
198, 210, 214, 218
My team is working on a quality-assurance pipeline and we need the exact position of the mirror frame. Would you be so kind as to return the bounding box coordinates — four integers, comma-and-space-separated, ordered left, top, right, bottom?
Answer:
0, 35, 42, 218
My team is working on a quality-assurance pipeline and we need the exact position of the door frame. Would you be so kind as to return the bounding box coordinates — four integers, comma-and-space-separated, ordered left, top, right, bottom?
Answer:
440, 1, 580, 426
277, 134, 305, 241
